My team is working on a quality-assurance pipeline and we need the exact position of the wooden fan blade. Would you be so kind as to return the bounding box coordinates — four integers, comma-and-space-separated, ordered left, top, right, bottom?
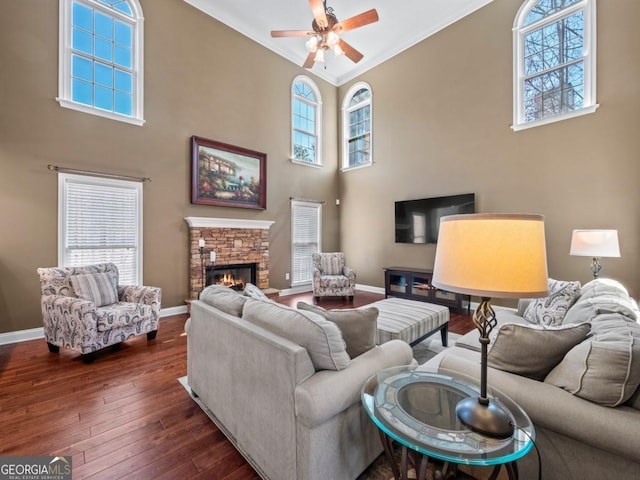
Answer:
271, 30, 315, 38
309, 0, 328, 29
303, 51, 316, 69
339, 39, 364, 63
334, 9, 379, 33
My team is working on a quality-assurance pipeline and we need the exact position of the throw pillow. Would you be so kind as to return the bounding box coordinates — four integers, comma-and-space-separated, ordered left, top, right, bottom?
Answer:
562, 296, 638, 325
522, 278, 581, 326
579, 278, 630, 301
487, 322, 591, 381
199, 284, 247, 317
319, 253, 344, 275
242, 298, 350, 371
297, 302, 377, 358
243, 283, 271, 301
545, 315, 640, 406
70, 272, 119, 307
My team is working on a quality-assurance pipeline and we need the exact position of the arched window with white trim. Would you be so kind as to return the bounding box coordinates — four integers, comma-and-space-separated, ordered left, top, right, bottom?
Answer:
58, 0, 145, 126
513, 0, 597, 130
291, 76, 322, 166
342, 82, 372, 170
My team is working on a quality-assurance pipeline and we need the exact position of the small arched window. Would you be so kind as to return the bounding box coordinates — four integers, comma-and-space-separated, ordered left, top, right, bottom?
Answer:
291, 76, 322, 166
342, 82, 372, 170
58, 0, 145, 126
513, 0, 597, 130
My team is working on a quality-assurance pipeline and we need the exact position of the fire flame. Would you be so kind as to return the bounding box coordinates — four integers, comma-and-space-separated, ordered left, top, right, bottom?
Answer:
217, 273, 245, 289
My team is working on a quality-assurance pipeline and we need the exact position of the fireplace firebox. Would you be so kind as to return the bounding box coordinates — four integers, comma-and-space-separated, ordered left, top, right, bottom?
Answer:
206, 263, 257, 291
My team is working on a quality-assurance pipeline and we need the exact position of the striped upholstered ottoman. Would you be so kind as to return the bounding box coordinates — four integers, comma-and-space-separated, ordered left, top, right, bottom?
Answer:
365, 297, 450, 347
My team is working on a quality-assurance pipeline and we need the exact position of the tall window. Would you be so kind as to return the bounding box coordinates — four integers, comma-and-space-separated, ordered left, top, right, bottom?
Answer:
342, 82, 373, 170
291, 200, 322, 286
58, 173, 143, 285
291, 76, 322, 166
513, 0, 597, 130
58, 0, 145, 126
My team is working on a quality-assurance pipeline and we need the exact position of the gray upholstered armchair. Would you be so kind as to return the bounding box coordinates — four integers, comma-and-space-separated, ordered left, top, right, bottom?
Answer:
37, 263, 161, 362
311, 252, 356, 302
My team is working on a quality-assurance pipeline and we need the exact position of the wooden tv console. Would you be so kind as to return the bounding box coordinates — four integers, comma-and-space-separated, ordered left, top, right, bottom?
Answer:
383, 266, 471, 315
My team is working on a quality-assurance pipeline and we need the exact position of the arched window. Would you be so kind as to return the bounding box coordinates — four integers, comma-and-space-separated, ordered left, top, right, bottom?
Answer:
513, 0, 597, 130
291, 76, 322, 166
342, 82, 372, 170
57, 0, 145, 126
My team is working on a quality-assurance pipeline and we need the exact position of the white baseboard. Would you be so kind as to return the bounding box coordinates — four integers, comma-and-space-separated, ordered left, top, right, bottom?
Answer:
356, 284, 385, 294
278, 284, 312, 297
160, 305, 188, 317
0, 305, 189, 346
0, 327, 45, 346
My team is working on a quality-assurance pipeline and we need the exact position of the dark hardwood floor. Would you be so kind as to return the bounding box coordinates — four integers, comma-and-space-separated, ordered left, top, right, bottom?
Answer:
0, 292, 473, 479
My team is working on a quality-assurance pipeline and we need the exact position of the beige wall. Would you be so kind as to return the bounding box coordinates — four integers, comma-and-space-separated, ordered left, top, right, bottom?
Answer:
0, 0, 339, 333
338, 0, 640, 299
2, 0, 638, 335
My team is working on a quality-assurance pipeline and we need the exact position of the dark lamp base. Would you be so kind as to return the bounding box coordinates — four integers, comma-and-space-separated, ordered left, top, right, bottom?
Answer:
456, 396, 514, 439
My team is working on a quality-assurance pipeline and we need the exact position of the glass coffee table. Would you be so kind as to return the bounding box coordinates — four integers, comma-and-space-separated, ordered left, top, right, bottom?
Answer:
361, 365, 534, 480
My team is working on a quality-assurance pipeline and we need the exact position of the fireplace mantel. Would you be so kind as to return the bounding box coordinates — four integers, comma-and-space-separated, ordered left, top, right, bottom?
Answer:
184, 217, 274, 229
186, 217, 273, 298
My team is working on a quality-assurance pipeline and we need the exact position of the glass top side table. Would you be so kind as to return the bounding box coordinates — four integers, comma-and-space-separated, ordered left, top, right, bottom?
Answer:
361, 365, 535, 480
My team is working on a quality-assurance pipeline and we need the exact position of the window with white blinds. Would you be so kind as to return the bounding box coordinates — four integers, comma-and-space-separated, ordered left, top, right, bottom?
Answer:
58, 173, 142, 285
291, 200, 321, 286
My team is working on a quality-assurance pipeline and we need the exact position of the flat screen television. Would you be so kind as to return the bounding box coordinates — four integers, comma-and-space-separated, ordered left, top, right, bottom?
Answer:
395, 193, 475, 244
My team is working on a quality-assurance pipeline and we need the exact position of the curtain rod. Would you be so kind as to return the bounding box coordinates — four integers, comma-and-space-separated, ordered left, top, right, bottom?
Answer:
289, 197, 326, 205
47, 164, 151, 183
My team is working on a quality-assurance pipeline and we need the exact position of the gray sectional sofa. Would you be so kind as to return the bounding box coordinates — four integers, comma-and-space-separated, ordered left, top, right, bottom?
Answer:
185, 285, 414, 480
421, 278, 640, 480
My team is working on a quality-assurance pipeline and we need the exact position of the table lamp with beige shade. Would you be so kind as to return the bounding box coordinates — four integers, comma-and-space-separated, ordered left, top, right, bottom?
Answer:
569, 229, 620, 279
432, 213, 549, 438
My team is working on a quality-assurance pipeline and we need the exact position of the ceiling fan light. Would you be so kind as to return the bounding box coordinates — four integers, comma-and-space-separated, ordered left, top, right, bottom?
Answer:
305, 36, 319, 52
314, 49, 325, 63
333, 44, 344, 56
326, 31, 340, 47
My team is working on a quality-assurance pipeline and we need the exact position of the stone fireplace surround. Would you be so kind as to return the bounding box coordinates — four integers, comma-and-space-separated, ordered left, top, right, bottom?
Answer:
185, 217, 274, 299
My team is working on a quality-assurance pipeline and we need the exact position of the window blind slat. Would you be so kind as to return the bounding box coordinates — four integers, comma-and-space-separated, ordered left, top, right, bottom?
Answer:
291, 200, 321, 284
61, 174, 141, 285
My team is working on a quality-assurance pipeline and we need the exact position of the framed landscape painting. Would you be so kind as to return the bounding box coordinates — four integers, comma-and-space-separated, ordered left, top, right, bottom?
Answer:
191, 136, 266, 209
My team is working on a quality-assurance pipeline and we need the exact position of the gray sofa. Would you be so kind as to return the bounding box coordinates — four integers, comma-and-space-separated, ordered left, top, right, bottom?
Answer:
186, 285, 414, 480
421, 278, 640, 479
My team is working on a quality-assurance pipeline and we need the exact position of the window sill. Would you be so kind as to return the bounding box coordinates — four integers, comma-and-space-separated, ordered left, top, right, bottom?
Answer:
340, 162, 373, 173
290, 158, 323, 168
511, 104, 599, 131
57, 98, 145, 126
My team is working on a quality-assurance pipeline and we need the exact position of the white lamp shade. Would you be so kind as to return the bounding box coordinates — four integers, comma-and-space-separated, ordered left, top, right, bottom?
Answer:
305, 36, 319, 52
432, 214, 549, 298
570, 230, 620, 258
326, 31, 340, 47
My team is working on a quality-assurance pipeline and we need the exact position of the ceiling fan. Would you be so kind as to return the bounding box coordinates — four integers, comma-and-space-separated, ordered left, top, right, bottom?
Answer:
271, 0, 379, 69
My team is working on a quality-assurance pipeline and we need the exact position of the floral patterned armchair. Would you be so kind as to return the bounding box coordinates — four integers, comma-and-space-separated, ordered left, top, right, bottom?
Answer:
311, 252, 356, 302
37, 263, 162, 362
